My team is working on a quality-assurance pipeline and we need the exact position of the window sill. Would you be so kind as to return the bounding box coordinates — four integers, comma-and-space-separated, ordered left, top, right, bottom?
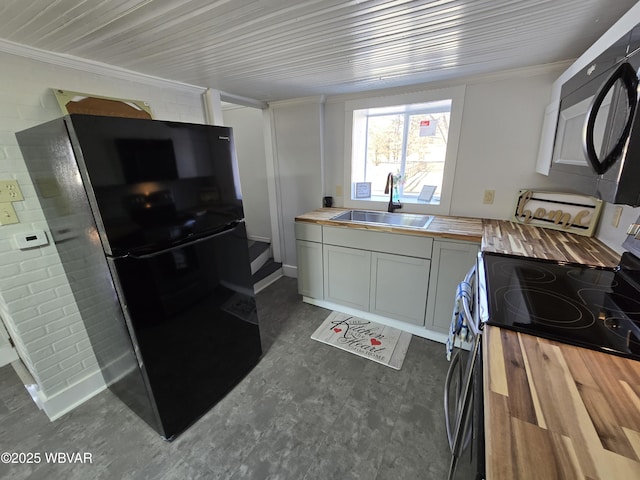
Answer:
352, 194, 440, 206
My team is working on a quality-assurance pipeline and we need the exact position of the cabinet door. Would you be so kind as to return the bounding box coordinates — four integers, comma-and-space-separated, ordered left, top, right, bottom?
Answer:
370, 252, 430, 326
323, 244, 371, 311
296, 240, 323, 298
426, 240, 480, 333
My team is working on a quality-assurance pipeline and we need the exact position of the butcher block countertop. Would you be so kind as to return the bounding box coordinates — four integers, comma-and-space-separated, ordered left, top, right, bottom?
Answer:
482, 219, 620, 268
296, 209, 619, 265
484, 326, 640, 479
295, 208, 484, 242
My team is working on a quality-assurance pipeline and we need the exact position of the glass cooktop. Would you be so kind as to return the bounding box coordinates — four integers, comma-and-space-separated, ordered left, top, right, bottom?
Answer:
481, 252, 640, 361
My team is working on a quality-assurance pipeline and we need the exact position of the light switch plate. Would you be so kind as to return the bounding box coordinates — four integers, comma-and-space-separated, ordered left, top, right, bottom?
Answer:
483, 189, 495, 204
0, 202, 19, 225
0, 180, 24, 202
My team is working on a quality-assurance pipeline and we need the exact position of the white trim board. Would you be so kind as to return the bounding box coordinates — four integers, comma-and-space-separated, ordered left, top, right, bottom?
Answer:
282, 264, 297, 278
0, 38, 206, 95
12, 363, 106, 422
0, 344, 18, 368
12, 352, 139, 422
39, 370, 106, 421
248, 235, 272, 244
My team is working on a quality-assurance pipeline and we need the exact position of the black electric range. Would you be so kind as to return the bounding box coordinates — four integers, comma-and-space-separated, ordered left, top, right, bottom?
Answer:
481, 250, 640, 361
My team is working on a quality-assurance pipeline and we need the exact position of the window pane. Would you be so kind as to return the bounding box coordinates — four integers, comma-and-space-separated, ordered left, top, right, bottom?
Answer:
365, 114, 404, 196
404, 112, 450, 200
349, 90, 461, 211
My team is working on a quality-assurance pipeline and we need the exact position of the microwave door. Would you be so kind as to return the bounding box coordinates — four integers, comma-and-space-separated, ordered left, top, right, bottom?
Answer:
552, 88, 610, 169
583, 61, 639, 175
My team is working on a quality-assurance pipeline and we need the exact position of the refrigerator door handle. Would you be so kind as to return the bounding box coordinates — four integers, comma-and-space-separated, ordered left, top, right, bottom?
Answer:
110, 221, 241, 260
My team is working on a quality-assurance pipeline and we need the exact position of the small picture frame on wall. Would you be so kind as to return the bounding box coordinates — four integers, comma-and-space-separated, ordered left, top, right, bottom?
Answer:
418, 185, 437, 202
355, 182, 372, 198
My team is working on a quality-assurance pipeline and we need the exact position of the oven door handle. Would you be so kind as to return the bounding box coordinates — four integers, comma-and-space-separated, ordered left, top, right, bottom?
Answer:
583, 61, 638, 175
444, 348, 462, 450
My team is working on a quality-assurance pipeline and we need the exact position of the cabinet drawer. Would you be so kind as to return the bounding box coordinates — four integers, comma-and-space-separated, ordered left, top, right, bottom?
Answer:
295, 222, 322, 242
323, 226, 433, 258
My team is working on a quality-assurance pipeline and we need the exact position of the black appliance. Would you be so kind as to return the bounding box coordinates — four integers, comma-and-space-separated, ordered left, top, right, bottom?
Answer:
16, 114, 262, 440
480, 219, 640, 362
444, 265, 485, 480
549, 25, 640, 206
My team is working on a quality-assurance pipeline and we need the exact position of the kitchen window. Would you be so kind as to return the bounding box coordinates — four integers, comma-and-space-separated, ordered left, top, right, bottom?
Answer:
344, 86, 465, 215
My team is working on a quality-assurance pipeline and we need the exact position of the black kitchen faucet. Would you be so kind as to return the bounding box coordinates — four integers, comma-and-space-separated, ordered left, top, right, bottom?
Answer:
384, 172, 402, 213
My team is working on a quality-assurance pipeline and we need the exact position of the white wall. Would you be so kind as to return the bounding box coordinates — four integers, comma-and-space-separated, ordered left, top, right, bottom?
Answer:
268, 98, 324, 274
222, 105, 272, 242
0, 47, 206, 419
323, 64, 570, 220
451, 68, 574, 218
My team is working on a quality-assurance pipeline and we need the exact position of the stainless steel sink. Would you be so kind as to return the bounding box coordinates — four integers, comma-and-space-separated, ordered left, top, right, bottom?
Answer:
330, 210, 434, 228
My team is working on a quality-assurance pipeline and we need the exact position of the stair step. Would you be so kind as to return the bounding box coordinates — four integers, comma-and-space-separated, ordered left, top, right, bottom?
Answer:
248, 241, 271, 275
253, 258, 283, 294
253, 258, 282, 282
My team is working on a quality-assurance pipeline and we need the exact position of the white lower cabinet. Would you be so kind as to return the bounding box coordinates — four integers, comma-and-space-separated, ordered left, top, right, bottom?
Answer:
426, 239, 480, 333
323, 244, 371, 311
296, 240, 324, 298
295, 222, 324, 298
321, 226, 433, 321
370, 252, 430, 325
295, 220, 480, 339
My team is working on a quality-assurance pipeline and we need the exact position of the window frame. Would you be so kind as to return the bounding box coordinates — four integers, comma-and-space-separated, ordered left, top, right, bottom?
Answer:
343, 86, 466, 215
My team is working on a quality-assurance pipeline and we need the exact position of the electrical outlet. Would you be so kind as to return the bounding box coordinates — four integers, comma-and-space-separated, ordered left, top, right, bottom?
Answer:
612, 206, 624, 227
483, 189, 495, 204
0, 202, 19, 225
0, 180, 24, 202
335, 185, 343, 196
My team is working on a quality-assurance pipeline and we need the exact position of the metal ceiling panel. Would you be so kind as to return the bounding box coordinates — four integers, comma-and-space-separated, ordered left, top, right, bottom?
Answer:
0, 0, 637, 101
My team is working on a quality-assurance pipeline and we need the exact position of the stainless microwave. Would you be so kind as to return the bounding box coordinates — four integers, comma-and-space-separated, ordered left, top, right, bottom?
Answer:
549, 28, 640, 206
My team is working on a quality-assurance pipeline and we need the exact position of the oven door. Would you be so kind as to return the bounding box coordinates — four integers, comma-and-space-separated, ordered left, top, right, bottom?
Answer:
445, 334, 484, 480
444, 264, 485, 480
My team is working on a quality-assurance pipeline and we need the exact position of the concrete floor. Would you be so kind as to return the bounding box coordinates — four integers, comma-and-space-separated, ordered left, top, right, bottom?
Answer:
0, 277, 452, 479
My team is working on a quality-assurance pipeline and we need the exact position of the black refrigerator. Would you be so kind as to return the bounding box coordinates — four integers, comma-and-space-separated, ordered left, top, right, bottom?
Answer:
16, 114, 263, 440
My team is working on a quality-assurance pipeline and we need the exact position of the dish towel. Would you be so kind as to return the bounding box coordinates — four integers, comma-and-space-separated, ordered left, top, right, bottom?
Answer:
446, 280, 473, 361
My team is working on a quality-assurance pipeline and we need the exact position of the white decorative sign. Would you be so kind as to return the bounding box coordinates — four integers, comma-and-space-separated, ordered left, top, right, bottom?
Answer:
419, 119, 437, 136
513, 190, 603, 237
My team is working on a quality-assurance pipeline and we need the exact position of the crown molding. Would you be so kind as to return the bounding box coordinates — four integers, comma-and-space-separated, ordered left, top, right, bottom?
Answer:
324, 61, 570, 105
268, 95, 326, 108
0, 38, 207, 95
219, 91, 267, 109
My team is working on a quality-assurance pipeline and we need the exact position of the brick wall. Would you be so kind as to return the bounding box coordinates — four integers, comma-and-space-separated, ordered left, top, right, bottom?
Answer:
0, 48, 207, 413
